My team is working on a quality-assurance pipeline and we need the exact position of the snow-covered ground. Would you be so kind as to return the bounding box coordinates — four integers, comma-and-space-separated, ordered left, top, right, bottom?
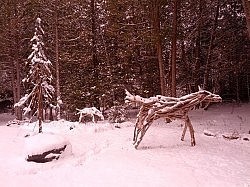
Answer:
0, 103, 250, 187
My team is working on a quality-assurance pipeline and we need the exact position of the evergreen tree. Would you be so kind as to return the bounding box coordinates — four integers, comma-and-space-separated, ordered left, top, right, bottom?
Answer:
15, 18, 54, 133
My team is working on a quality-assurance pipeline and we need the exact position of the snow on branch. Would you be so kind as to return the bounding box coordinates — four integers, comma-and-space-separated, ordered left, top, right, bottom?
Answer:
14, 86, 37, 108
125, 89, 164, 104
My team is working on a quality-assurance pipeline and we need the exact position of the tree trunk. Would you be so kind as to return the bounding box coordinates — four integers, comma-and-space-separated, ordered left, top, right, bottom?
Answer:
236, 73, 240, 102
11, 65, 18, 116
91, 0, 100, 107
55, 0, 61, 120
15, 59, 22, 120
91, 0, 97, 71
38, 81, 43, 133
195, 0, 203, 89
152, 0, 166, 95
170, 0, 179, 97
203, 0, 220, 90
247, 74, 250, 102
242, 0, 250, 38
13, 0, 22, 120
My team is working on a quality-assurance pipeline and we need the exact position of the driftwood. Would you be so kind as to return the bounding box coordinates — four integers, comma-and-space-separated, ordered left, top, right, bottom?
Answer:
203, 130, 216, 137
222, 133, 240, 140
125, 88, 222, 149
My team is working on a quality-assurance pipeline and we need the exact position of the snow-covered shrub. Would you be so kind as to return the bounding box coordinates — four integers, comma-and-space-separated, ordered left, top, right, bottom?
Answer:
107, 105, 127, 123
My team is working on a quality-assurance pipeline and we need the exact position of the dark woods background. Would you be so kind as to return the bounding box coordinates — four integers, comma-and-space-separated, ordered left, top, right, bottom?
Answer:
0, 0, 249, 117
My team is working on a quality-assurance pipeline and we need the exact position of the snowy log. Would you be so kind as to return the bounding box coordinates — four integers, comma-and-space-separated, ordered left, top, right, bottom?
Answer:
222, 133, 240, 140
203, 130, 216, 137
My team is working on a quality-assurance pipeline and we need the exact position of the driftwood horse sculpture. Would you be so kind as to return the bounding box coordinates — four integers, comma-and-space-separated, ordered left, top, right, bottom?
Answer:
125, 88, 222, 149
77, 107, 104, 123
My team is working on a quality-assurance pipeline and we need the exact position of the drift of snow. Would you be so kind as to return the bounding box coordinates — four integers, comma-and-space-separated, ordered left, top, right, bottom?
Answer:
0, 103, 250, 187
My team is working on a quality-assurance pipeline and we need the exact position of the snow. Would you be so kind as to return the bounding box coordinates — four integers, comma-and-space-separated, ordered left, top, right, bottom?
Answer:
14, 93, 32, 108
0, 103, 250, 187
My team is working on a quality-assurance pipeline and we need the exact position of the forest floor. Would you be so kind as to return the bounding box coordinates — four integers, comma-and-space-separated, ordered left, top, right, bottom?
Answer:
0, 103, 250, 187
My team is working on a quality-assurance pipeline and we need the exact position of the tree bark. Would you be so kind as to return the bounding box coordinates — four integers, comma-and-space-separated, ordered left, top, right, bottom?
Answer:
12, 0, 22, 120
247, 74, 250, 102
195, 0, 203, 89
11, 65, 18, 116
170, 0, 179, 97
203, 0, 220, 90
90, 0, 100, 107
38, 81, 43, 133
242, 0, 250, 38
152, 0, 166, 95
55, 0, 61, 120
91, 0, 98, 71
15, 59, 22, 120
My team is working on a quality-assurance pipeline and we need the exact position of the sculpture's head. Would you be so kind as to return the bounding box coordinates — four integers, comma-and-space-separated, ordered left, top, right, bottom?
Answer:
195, 87, 222, 110
198, 90, 222, 103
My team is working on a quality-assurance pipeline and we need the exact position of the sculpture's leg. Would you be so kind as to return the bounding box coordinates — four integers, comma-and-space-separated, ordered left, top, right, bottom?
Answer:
133, 116, 142, 143
185, 115, 196, 146
135, 126, 146, 149
181, 124, 187, 141
133, 125, 137, 142
133, 126, 141, 144
133, 111, 148, 143
79, 113, 83, 123
133, 119, 140, 142
91, 114, 95, 123
134, 121, 152, 149
135, 127, 147, 149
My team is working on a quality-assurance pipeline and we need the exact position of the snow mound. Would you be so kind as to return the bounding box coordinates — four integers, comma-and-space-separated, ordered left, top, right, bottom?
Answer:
24, 133, 72, 160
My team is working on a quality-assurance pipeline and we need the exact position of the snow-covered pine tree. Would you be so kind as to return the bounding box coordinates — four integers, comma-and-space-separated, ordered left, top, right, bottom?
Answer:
15, 18, 54, 133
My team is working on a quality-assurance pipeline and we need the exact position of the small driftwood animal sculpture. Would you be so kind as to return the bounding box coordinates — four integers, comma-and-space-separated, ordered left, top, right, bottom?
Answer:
77, 107, 104, 123
125, 88, 222, 149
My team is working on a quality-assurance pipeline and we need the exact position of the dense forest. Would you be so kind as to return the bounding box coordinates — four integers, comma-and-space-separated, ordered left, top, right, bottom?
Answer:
0, 0, 249, 120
